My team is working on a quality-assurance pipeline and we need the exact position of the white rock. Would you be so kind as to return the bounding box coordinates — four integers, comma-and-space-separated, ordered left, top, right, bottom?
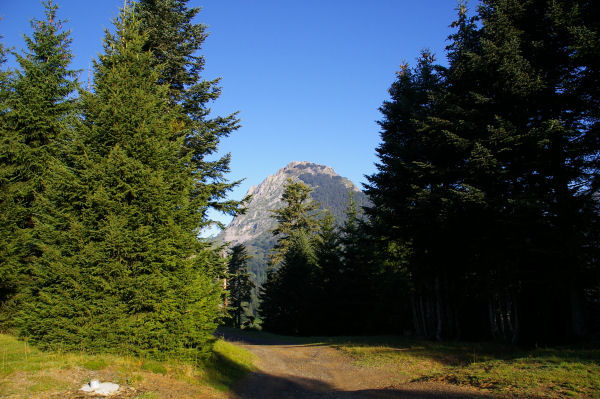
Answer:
79, 380, 120, 396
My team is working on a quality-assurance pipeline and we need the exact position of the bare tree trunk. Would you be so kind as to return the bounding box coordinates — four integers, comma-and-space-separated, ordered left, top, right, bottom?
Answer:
420, 295, 429, 338
570, 287, 585, 337
511, 296, 520, 344
489, 298, 499, 340
411, 295, 422, 336
453, 303, 461, 341
435, 277, 443, 341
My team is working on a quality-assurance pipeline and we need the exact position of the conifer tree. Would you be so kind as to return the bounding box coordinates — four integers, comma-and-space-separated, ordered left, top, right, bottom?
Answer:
227, 244, 254, 329
260, 231, 320, 335
366, 0, 599, 343
269, 178, 320, 265
459, 0, 600, 343
0, 1, 78, 323
0, 36, 12, 310
313, 212, 341, 333
136, 0, 242, 225
18, 5, 222, 359
365, 50, 470, 339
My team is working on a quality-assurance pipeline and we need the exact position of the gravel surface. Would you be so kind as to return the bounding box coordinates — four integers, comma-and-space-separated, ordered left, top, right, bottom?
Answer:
223, 332, 497, 399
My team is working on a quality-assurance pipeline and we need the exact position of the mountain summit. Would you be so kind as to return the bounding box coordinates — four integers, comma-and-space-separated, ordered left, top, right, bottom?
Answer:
218, 161, 369, 293
221, 161, 362, 245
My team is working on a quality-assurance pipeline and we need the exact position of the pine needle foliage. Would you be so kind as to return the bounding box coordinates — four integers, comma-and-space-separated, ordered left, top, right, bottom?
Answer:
226, 244, 254, 329
365, 0, 600, 343
269, 178, 320, 266
136, 0, 242, 225
17, 5, 223, 360
0, 1, 78, 325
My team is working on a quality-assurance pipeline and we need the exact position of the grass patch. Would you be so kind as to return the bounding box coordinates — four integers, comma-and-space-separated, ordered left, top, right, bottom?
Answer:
82, 356, 109, 370
332, 336, 600, 398
0, 333, 256, 398
201, 339, 257, 391
141, 360, 167, 375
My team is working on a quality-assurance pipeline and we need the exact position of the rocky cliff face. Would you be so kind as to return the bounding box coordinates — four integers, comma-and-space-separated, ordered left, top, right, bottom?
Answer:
217, 161, 368, 299
220, 161, 364, 245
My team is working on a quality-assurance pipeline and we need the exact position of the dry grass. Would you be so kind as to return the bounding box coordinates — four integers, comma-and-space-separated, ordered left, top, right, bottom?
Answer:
334, 337, 600, 398
0, 333, 255, 399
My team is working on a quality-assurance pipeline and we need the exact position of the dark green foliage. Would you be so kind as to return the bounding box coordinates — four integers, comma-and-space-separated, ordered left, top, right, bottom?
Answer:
260, 180, 324, 334
260, 231, 321, 335
260, 191, 395, 336
136, 0, 242, 224
365, 0, 600, 343
227, 244, 255, 328
269, 179, 320, 266
15, 5, 224, 360
297, 173, 370, 224
0, 1, 78, 325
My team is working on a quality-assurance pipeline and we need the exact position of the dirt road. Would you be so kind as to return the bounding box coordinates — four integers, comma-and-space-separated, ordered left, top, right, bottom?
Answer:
222, 331, 496, 399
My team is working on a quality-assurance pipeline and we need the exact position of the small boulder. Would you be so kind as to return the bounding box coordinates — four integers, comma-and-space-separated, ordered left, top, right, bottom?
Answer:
80, 380, 120, 396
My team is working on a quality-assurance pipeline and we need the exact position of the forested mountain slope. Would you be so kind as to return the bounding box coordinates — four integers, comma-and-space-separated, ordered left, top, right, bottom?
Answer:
216, 161, 368, 314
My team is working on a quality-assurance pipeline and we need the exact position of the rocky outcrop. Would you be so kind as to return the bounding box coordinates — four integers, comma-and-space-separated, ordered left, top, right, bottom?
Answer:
220, 161, 364, 245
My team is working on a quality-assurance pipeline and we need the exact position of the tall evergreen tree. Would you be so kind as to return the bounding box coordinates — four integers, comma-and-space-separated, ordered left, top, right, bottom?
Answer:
269, 178, 321, 265
365, 50, 470, 340
313, 212, 342, 333
18, 5, 222, 359
260, 231, 320, 335
260, 179, 323, 334
136, 0, 242, 225
0, 1, 78, 323
366, 0, 599, 343
337, 194, 380, 333
462, 0, 600, 343
227, 244, 255, 329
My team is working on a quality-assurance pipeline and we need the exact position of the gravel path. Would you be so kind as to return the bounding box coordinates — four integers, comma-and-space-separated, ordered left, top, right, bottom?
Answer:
222, 331, 496, 399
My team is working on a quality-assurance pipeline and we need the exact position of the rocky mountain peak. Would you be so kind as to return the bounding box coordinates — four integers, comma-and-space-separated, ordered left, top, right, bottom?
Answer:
219, 161, 366, 246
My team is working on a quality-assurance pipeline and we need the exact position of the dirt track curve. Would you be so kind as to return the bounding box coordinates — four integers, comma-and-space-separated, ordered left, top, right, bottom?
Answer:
221, 331, 497, 399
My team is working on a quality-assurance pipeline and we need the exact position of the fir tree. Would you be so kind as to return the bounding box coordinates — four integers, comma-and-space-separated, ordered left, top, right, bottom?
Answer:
461, 0, 600, 343
227, 244, 255, 329
136, 0, 242, 225
313, 212, 341, 333
0, 1, 78, 323
366, 0, 600, 343
18, 5, 222, 359
260, 231, 320, 335
269, 178, 320, 266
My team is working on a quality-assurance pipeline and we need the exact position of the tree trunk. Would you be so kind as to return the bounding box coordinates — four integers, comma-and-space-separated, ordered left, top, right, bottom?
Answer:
570, 286, 585, 338
435, 277, 442, 341
420, 295, 429, 338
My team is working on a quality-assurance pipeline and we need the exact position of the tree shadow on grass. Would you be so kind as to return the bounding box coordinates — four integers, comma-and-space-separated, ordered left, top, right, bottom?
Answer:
202, 346, 254, 391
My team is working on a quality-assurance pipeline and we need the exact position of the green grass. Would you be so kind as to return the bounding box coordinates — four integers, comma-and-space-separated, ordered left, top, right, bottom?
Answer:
219, 328, 599, 398
332, 336, 600, 398
201, 339, 257, 391
0, 333, 256, 398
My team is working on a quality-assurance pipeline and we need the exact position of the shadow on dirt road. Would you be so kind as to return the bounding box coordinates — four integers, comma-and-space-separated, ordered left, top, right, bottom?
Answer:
230, 371, 498, 399
219, 329, 509, 399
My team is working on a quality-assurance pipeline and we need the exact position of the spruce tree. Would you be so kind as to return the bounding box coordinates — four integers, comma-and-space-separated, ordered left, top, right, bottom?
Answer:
136, 0, 242, 224
366, 0, 599, 343
0, 1, 78, 323
269, 178, 320, 265
260, 179, 323, 334
313, 212, 341, 333
260, 231, 320, 335
227, 244, 254, 329
461, 0, 600, 343
365, 50, 469, 340
18, 5, 222, 359
0, 36, 12, 311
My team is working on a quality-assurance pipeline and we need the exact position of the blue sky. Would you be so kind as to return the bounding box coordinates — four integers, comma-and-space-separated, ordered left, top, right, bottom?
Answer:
1, 0, 465, 229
